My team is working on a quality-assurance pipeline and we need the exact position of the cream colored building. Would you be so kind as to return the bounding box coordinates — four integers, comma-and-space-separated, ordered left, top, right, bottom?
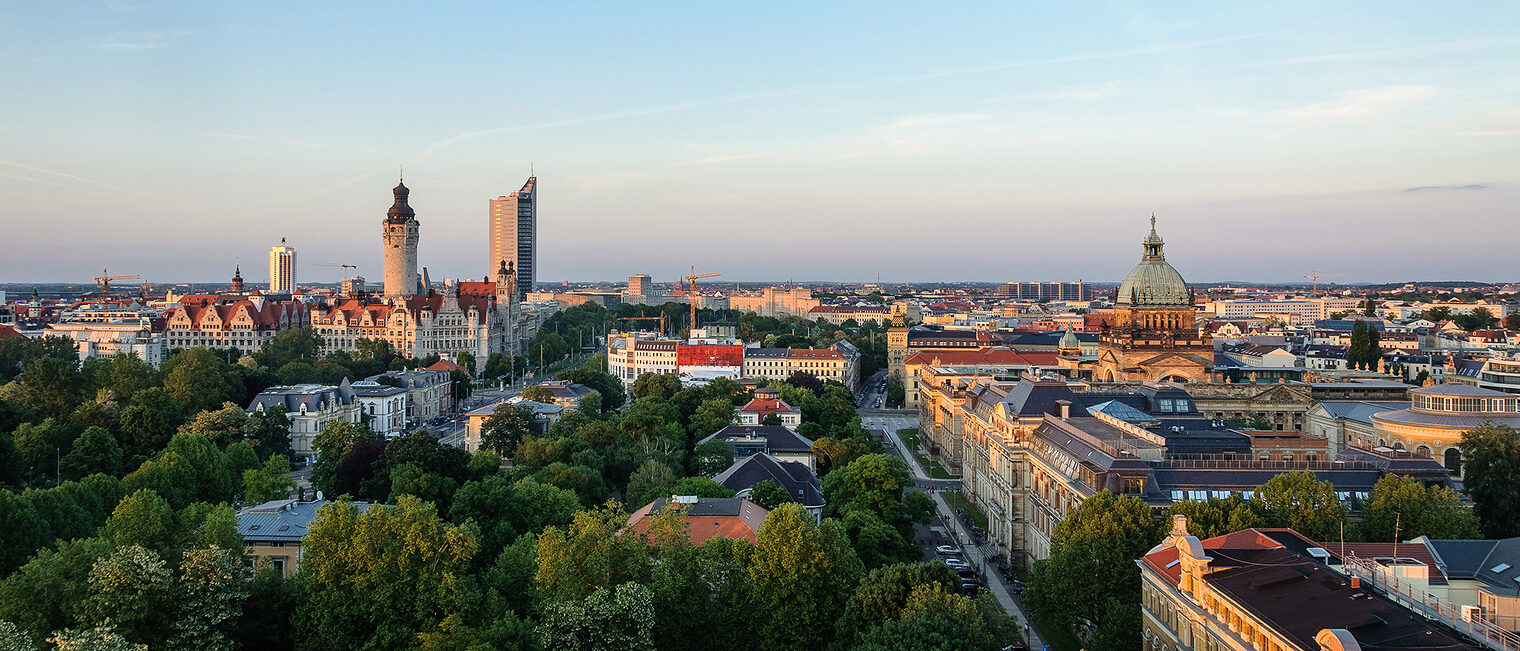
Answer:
729, 286, 820, 318
310, 269, 521, 361
239, 499, 372, 577
1367, 384, 1520, 476
46, 321, 166, 367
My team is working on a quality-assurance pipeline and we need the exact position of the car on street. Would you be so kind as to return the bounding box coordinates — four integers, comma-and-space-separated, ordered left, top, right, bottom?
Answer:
943, 558, 969, 568
936, 545, 958, 555
960, 582, 981, 596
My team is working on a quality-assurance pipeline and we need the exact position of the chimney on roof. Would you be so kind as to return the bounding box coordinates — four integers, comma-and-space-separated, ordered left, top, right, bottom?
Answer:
1056, 400, 1071, 420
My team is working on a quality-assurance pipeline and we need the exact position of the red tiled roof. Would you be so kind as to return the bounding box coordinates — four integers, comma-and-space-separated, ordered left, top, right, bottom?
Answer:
1312, 542, 1447, 583
739, 395, 799, 417
0, 325, 25, 339
1141, 528, 1299, 586
426, 359, 467, 373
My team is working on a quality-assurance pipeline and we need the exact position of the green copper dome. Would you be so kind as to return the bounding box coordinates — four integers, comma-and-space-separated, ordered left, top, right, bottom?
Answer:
1116, 216, 1192, 307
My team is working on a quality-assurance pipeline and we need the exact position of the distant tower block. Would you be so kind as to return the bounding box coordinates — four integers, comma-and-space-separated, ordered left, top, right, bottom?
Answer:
383, 178, 420, 298
489, 175, 536, 301
269, 237, 296, 293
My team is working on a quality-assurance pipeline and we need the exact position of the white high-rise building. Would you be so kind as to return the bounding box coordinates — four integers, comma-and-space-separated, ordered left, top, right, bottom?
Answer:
269, 238, 296, 293
489, 176, 536, 301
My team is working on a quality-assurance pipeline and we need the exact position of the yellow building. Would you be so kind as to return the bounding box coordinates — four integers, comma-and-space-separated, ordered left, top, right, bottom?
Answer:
1367, 384, 1520, 476
238, 499, 373, 577
1140, 516, 1481, 651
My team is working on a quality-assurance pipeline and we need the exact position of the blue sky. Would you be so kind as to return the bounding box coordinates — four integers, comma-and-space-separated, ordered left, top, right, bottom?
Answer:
2, 1, 1517, 285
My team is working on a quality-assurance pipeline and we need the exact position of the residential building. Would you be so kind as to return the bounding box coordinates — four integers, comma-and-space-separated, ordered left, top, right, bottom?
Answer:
624, 496, 769, 545
712, 453, 825, 519
993, 281, 1090, 301
268, 238, 296, 293
247, 382, 361, 460
531, 380, 598, 410
351, 381, 407, 438
607, 333, 679, 385
742, 346, 858, 391
238, 499, 373, 577
697, 425, 816, 472
627, 274, 654, 297
1095, 217, 1214, 383
1139, 517, 1481, 651
1450, 356, 1520, 395
370, 369, 453, 426
736, 387, 801, 428
462, 398, 563, 453
489, 176, 536, 300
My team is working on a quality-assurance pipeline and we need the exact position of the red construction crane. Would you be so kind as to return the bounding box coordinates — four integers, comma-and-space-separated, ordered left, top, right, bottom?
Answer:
684, 266, 721, 333
1302, 271, 1347, 297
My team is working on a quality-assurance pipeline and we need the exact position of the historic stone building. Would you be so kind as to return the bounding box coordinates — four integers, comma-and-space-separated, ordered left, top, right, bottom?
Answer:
1095, 217, 1213, 383
382, 179, 421, 298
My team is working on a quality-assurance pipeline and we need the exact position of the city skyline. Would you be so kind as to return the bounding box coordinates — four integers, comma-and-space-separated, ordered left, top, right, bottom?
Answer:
2, 2, 1517, 284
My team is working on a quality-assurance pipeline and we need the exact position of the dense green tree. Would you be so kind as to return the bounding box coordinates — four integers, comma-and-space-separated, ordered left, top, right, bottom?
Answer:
836, 561, 960, 642
1165, 495, 1263, 539
747, 502, 863, 649
101, 489, 178, 561
49, 621, 146, 651
535, 504, 653, 605
310, 420, 379, 496
119, 388, 183, 455
688, 398, 736, 439
160, 349, 235, 417
121, 434, 237, 509
747, 479, 792, 510
176, 502, 243, 553
1252, 471, 1347, 541
233, 567, 299, 651
16, 356, 82, 419
1361, 474, 1479, 542
388, 463, 461, 510
626, 460, 678, 506
84, 354, 157, 402
167, 546, 251, 651
260, 327, 325, 368
11, 417, 76, 480
295, 497, 478, 650
242, 454, 295, 505
885, 373, 905, 408
0, 537, 113, 647
354, 337, 396, 363
1459, 422, 1520, 538
82, 545, 173, 647
631, 372, 681, 401
450, 475, 580, 563
481, 403, 535, 458
536, 582, 656, 651
690, 438, 733, 477
1028, 491, 1160, 651
224, 440, 260, 479
669, 476, 734, 499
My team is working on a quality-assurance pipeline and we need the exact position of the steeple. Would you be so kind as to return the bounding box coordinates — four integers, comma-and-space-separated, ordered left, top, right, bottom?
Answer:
230, 264, 245, 293
1143, 214, 1165, 261
387, 173, 415, 221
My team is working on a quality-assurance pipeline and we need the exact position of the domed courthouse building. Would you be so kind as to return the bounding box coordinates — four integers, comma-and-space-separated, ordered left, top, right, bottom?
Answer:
1095, 218, 1214, 384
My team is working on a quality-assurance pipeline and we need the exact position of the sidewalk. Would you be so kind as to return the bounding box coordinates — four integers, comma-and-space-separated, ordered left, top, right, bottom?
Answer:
883, 425, 1046, 649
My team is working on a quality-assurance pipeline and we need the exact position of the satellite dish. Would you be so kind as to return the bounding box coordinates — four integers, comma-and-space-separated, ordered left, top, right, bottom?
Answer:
315, 491, 324, 501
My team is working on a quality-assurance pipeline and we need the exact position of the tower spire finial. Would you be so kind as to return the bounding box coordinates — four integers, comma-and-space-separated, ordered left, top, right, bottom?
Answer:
1150, 213, 1156, 232
399, 165, 404, 182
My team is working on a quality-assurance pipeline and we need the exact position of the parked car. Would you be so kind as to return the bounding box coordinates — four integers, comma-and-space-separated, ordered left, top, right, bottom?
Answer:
936, 545, 958, 555
960, 582, 981, 596
956, 567, 977, 579
943, 558, 970, 568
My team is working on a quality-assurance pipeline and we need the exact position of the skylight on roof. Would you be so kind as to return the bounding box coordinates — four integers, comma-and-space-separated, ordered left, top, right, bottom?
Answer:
1492, 563, 1511, 573
1165, 560, 1180, 569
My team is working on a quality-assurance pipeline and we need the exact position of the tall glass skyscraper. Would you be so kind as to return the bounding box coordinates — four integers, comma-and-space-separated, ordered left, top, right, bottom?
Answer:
489, 175, 536, 301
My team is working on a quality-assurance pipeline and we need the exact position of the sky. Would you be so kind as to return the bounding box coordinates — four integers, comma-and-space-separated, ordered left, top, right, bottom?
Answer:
2, 1, 1518, 286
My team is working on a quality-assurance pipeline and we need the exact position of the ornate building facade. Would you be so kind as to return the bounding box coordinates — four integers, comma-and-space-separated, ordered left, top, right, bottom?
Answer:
1096, 217, 1214, 383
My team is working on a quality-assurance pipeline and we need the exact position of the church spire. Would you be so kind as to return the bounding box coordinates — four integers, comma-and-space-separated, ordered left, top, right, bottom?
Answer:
1143, 214, 1166, 261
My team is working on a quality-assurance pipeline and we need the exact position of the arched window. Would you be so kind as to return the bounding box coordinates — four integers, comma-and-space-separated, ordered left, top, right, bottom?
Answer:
1415, 445, 1431, 457
1445, 448, 1462, 474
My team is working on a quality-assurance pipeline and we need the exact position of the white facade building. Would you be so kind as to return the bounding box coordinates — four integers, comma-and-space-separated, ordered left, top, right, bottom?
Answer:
352, 381, 408, 438
269, 238, 296, 293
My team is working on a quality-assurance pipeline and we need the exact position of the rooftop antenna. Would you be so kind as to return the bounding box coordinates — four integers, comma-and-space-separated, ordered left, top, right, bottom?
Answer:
530, 162, 535, 177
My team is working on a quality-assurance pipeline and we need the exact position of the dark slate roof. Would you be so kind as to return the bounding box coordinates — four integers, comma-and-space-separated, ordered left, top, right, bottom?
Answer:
1000, 332, 1062, 348
1001, 379, 1089, 417
745, 347, 789, 358
698, 425, 815, 453
1151, 467, 1381, 494
1314, 319, 1387, 332
247, 383, 355, 412
712, 453, 825, 508
237, 499, 374, 543
646, 496, 748, 517
1425, 539, 1509, 581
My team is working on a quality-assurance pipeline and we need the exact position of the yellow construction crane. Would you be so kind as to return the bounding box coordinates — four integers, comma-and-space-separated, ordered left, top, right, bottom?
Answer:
315, 263, 358, 281
618, 314, 667, 337
93, 268, 139, 298
684, 267, 721, 333
1302, 271, 1347, 297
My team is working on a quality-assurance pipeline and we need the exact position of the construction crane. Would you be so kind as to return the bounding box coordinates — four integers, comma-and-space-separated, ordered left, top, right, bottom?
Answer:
618, 314, 667, 337
683, 266, 722, 334
1302, 271, 1347, 297
92, 268, 140, 299
315, 263, 358, 281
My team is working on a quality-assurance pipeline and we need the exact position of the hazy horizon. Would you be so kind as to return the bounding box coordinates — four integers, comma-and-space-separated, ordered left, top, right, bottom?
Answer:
3, 2, 1517, 285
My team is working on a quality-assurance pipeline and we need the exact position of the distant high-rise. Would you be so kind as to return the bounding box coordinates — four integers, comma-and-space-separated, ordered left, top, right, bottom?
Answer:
628, 274, 652, 296
489, 176, 536, 301
383, 180, 420, 298
269, 238, 296, 293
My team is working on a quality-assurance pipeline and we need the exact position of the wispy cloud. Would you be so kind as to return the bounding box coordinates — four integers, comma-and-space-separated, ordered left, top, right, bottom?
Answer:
1404, 184, 1490, 192
98, 29, 193, 52
1263, 36, 1520, 67
1272, 85, 1435, 122
885, 113, 989, 130
0, 160, 142, 194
